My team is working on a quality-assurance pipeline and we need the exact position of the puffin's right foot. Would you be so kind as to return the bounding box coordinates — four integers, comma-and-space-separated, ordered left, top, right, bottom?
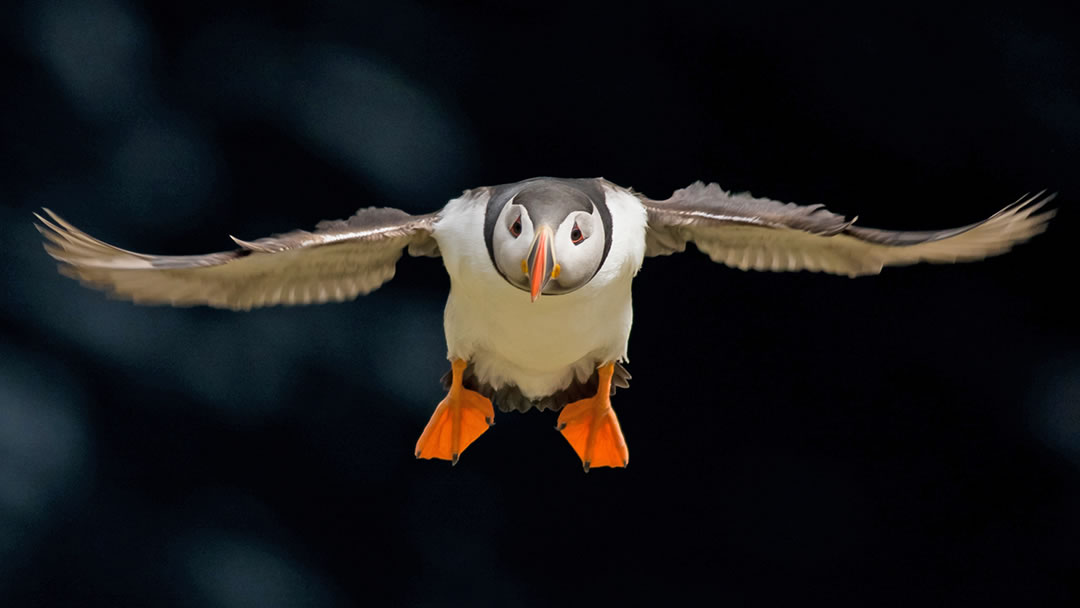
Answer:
415, 359, 494, 465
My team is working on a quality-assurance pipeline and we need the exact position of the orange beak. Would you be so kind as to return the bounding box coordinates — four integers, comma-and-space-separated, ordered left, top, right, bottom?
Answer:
527, 226, 555, 302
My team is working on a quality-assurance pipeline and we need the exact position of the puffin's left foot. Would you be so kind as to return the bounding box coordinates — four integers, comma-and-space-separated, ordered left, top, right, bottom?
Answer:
557, 362, 629, 472
415, 359, 494, 465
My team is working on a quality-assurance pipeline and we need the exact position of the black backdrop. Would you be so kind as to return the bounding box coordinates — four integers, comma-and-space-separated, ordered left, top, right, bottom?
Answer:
2, 1, 1077, 605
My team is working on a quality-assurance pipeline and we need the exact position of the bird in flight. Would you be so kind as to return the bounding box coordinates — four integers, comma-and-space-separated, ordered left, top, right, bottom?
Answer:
36, 178, 1054, 471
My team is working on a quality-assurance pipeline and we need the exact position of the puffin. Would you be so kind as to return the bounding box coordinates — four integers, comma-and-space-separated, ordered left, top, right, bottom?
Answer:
35, 178, 1054, 470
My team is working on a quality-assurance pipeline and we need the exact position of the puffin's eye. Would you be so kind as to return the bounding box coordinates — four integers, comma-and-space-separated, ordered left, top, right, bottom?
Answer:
570, 222, 585, 245
509, 215, 522, 238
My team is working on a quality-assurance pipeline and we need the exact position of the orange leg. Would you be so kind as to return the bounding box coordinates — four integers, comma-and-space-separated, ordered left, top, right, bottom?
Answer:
415, 359, 495, 465
557, 363, 629, 472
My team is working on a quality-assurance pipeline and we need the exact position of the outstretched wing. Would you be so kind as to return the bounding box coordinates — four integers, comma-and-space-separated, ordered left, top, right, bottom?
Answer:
36, 207, 439, 310
643, 182, 1055, 277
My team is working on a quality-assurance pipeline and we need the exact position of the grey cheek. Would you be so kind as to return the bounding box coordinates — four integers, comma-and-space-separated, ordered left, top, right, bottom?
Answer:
550, 266, 589, 293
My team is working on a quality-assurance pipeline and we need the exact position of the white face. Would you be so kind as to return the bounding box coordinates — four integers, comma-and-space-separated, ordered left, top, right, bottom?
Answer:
491, 198, 607, 297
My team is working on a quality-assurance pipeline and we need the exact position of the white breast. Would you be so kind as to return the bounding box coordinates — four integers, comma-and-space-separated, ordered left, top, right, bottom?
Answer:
432, 186, 648, 399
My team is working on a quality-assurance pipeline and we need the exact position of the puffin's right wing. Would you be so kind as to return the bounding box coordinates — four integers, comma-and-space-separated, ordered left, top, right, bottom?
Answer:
642, 182, 1055, 277
36, 207, 439, 310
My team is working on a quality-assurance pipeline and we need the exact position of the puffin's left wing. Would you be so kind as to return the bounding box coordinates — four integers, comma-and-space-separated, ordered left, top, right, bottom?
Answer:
642, 182, 1054, 276
36, 207, 438, 310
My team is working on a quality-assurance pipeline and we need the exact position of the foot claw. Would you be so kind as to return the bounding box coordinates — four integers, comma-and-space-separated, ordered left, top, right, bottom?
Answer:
451, 453, 460, 466
583, 461, 591, 473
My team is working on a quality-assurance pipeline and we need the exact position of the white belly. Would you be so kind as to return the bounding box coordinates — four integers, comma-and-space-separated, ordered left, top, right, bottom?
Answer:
433, 186, 647, 399
444, 266, 634, 398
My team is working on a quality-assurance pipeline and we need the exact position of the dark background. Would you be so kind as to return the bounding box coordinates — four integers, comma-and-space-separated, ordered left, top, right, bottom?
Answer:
2, 0, 1077, 605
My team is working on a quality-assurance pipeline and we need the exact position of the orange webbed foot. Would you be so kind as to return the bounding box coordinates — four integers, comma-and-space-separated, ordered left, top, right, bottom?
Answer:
557, 363, 629, 472
415, 360, 494, 464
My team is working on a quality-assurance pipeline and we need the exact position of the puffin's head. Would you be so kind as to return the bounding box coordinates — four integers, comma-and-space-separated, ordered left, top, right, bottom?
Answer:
485, 179, 612, 301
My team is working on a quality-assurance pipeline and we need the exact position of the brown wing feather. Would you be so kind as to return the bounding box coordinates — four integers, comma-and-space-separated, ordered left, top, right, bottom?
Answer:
36, 207, 438, 310
644, 182, 1055, 277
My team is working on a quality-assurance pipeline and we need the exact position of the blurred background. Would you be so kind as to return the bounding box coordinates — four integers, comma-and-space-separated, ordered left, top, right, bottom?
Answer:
2, 0, 1078, 605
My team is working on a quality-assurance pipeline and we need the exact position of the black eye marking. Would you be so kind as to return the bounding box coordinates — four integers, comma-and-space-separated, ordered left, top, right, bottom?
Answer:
510, 215, 522, 238
570, 222, 585, 245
